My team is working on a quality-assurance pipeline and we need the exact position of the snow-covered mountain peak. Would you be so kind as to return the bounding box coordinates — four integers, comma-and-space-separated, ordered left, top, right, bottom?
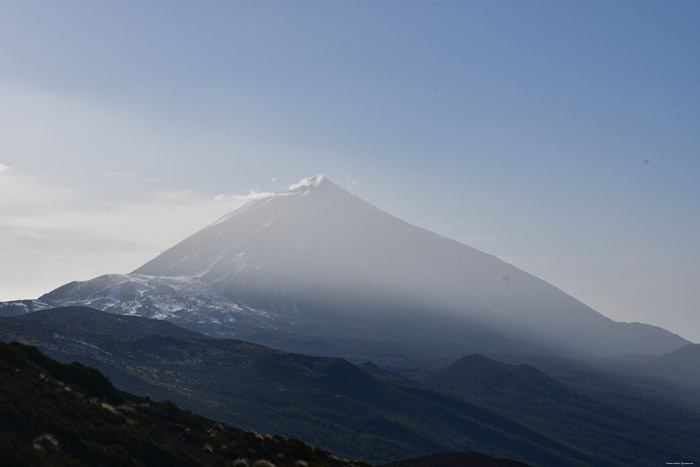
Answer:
288, 174, 328, 190
210, 176, 351, 227
287, 174, 348, 197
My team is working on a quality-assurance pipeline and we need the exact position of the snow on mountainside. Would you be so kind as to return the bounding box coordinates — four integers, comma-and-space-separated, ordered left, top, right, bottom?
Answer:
2, 175, 689, 357
32, 273, 278, 331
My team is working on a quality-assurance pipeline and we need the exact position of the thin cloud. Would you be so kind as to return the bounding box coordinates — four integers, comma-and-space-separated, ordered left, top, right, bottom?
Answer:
214, 190, 276, 203
0, 164, 82, 216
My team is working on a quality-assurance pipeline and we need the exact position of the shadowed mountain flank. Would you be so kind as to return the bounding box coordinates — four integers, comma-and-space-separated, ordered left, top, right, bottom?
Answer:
0, 307, 642, 466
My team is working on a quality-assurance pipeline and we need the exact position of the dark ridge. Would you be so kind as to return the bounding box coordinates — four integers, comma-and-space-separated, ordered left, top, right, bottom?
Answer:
4, 306, 205, 339
0, 299, 52, 317
424, 354, 563, 397
645, 344, 700, 383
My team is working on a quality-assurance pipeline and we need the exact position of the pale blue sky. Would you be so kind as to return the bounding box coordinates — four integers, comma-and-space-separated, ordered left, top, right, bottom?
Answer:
1, 1, 699, 341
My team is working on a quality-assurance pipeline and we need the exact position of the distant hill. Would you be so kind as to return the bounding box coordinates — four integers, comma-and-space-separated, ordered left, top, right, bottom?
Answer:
0, 340, 366, 467
421, 353, 700, 466
643, 344, 700, 385
0, 299, 53, 317
423, 355, 563, 397
503, 343, 700, 413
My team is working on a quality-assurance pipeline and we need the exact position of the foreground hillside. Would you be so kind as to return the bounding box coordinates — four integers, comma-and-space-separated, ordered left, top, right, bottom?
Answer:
0, 340, 368, 467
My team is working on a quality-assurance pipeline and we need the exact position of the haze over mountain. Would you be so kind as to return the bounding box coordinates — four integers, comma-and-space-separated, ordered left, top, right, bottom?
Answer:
1, 176, 687, 359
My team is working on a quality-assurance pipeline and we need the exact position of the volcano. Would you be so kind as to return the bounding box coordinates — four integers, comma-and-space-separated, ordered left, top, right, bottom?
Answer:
4, 175, 687, 360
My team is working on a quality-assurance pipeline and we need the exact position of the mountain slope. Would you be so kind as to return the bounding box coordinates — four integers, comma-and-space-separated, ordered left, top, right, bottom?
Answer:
0, 340, 368, 467
133, 175, 685, 356
421, 354, 700, 467
7, 175, 688, 358
0, 307, 630, 466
